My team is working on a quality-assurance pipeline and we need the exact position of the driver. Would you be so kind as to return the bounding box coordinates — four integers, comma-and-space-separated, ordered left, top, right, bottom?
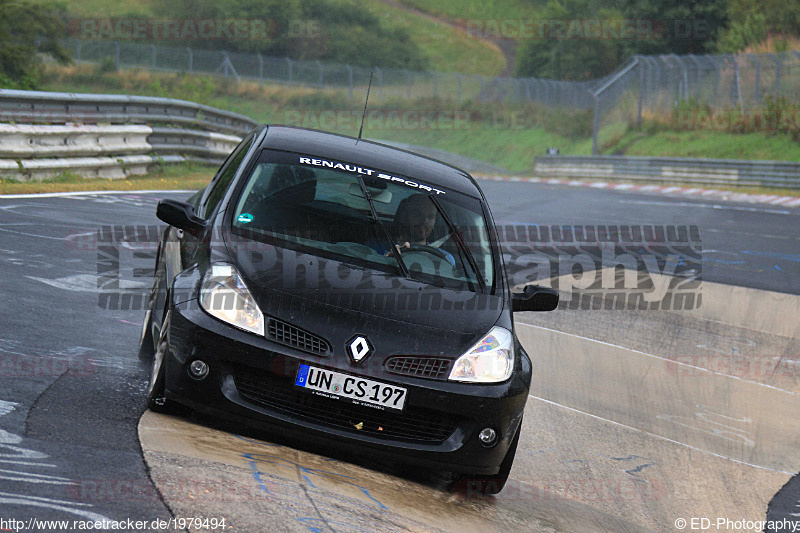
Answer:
374, 194, 456, 266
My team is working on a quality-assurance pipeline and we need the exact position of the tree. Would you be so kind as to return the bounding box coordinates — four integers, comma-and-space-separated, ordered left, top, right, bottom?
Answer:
622, 0, 729, 56
0, 0, 71, 88
515, 0, 629, 80
155, 0, 428, 70
716, 0, 800, 52
515, 0, 728, 80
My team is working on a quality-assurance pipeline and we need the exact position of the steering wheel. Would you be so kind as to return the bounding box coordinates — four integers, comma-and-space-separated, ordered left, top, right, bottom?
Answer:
405, 244, 451, 262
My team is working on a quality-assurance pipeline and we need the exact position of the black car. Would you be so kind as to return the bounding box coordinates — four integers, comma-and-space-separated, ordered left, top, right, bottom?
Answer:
139, 125, 558, 494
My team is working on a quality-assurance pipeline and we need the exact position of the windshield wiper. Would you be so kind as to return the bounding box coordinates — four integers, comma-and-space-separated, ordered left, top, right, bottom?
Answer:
429, 195, 487, 293
355, 176, 411, 279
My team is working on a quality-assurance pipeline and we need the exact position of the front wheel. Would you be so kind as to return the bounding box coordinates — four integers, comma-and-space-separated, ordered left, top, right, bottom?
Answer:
137, 305, 155, 359
137, 270, 162, 359
147, 310, 178, 413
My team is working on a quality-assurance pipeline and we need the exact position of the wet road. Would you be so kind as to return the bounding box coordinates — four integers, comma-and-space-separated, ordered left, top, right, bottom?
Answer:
0, 181, 798, 531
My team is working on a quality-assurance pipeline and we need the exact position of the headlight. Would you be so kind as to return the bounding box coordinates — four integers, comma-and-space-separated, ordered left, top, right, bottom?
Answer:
449, 327, 514, 383
199, 264, 264, 336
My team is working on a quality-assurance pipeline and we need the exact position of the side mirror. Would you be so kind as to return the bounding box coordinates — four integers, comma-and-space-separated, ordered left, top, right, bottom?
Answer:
156, 199, 206, 236
512, 285, 559, 312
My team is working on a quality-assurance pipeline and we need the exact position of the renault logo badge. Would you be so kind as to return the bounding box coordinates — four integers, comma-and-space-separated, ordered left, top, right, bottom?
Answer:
346, 335, 372, 364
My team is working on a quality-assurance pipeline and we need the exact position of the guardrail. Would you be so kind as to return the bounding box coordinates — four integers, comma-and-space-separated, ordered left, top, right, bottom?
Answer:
0, 89, 254, 180
0, 124, 242, 180
534, 155, 800, 189
147, 127, 243, 164
0, 88, 257, 135
0, 123, 243, 180
0, 124, 151, 158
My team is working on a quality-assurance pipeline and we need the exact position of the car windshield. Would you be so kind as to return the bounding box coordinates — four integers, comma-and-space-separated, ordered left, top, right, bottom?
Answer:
230, 150, 495, 292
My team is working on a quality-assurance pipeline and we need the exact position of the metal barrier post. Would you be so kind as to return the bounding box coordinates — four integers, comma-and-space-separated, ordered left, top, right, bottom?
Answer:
768, 53, 782, 94
637, 57, 644, 129
592, 93, 600, 155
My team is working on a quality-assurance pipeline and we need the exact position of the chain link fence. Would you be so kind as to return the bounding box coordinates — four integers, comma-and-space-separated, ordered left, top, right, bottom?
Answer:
593, 51, 800, 154
63, 39, 800, 154
65, 38, 600, 107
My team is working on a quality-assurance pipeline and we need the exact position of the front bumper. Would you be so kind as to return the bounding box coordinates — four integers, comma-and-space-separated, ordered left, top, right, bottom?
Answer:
163, 299, 531, 475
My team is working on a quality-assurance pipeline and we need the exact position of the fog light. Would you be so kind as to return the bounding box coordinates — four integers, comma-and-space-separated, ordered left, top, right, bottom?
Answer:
478, 427, 497, 447
188, 360, 209, 380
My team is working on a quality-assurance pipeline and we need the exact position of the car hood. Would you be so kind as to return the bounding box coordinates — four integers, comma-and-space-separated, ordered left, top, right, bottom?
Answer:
221, 236, 506, 358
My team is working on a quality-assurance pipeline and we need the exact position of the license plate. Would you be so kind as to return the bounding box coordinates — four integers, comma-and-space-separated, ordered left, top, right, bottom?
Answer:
295, 364, 407, 411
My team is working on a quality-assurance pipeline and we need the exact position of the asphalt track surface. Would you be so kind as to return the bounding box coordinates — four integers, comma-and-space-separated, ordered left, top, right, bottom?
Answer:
0, 180, 798, 532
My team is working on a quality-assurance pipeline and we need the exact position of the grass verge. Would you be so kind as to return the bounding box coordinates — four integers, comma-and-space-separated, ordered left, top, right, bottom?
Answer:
0, 162, 213, 195
2, 161, 797, 198
22, 65, 800, 198
33, 0, 504, 75
40, 65, 800, 167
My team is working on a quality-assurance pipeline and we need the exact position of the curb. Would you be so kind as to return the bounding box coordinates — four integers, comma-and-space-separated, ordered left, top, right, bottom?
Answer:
0, 190, 196, 199
476, 175, 800, 208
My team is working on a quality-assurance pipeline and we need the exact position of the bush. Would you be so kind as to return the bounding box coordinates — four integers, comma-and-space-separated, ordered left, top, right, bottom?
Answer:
0, 0, 71, 88
153, 0, 427, 70
95, 56, 117, 75
665, 96, 800, 143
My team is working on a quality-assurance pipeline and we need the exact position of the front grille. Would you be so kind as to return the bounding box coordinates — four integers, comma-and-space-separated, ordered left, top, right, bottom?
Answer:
385, 357, 452, 380
233, 367, 457, 443
266, 318, 330, 355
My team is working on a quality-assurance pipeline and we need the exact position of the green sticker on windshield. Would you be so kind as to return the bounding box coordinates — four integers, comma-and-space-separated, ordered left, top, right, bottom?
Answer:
237, 213, 254, 223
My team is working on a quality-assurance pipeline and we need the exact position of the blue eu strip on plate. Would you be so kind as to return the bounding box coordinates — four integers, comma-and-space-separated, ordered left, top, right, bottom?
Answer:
295, 364, 310, 387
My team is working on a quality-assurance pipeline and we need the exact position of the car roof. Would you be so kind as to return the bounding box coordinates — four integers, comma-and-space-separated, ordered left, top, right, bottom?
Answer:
257, 125, 484, 198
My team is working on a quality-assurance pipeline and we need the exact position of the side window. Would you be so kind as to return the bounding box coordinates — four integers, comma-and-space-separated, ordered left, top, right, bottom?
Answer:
200, 134, 254, 218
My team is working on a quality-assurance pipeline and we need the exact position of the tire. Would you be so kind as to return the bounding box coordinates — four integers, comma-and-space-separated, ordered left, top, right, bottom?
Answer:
137, 304, 155, 359
454, 425, 521, 497
146, 310, 178, 414
137, 267, 162, 359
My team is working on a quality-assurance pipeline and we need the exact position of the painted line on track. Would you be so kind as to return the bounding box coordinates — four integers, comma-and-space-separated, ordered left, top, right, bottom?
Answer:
517, 322, 798, 395
527, 394, 793, 475
477, 175, 800, 209
0, 190, 196, 199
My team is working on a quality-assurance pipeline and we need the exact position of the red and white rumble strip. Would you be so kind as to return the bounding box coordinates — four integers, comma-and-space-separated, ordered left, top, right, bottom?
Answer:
477, 175, 800, 208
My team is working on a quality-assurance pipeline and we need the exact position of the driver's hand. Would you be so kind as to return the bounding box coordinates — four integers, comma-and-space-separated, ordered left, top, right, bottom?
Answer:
385, 242, 410, 256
